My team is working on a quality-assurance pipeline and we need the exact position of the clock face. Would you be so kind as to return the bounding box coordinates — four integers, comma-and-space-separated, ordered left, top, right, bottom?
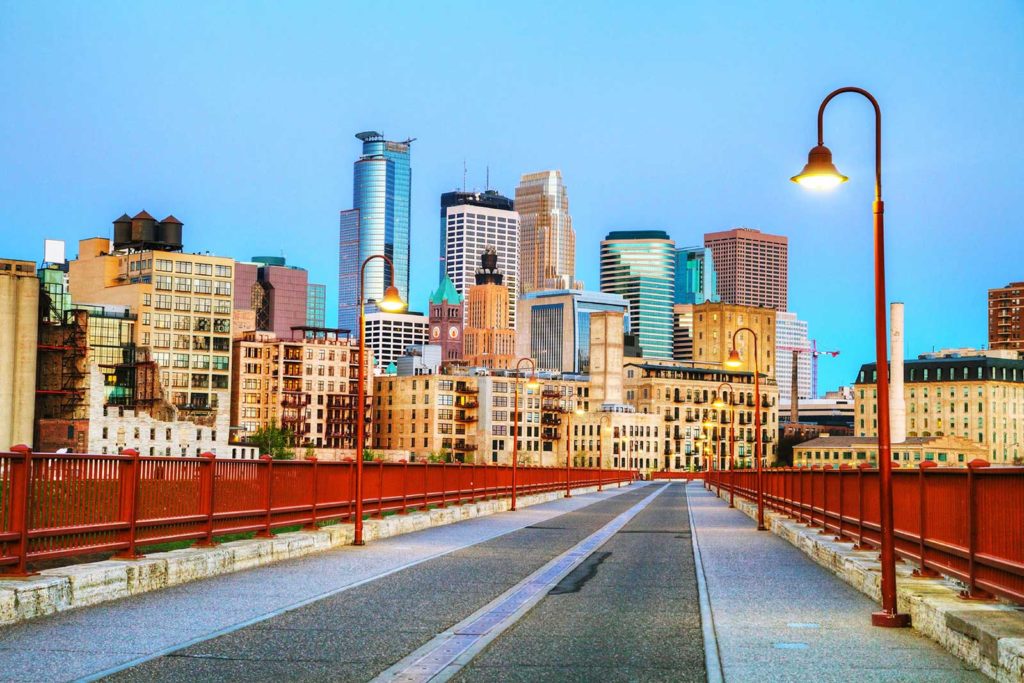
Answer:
448, 326, 460, 339
432, 326, 441, 339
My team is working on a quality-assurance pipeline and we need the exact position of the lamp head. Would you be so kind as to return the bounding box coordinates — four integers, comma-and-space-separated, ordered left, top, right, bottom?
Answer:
379, 285, 406, 313
712, 398, 726, 410
526, 375, 540, 391
724, 349, 743, 369
791, 144, 848, 190
574, 408, 586, 416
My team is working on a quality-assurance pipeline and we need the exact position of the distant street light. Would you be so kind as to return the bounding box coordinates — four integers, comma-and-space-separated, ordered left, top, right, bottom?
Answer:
355, 255, 405, 546
791, 86, 908, 628
725, 329, 765, 530
599, 413, 612, 492
512, 358, 539, 511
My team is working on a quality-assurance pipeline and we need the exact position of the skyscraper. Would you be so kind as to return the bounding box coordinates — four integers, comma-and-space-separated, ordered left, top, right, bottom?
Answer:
775, 311, 812, 402
599, 231, 676, 360
338, 131, 413, 333
517, 289, 628, 374
439, 190, 519, 329
989, 282, 1024, 351
516, 170, 576, 294
674, 246, 718, 304
704, 227, 788, 311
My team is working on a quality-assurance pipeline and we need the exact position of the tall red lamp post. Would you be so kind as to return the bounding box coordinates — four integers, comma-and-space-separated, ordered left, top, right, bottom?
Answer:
511, 358, 539, 511
354, 255, 406, 546
725, 328, 765, 531
790, 86, 908, 628
712, 382, 736, 507
598, 413, 612, 492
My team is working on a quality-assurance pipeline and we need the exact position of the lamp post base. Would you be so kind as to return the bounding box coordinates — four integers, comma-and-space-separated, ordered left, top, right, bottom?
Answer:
871, 610, 910, 628
756, 524, 767, 531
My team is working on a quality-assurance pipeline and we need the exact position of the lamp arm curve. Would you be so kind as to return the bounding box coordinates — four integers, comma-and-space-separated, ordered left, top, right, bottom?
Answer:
816, 86, 882, 201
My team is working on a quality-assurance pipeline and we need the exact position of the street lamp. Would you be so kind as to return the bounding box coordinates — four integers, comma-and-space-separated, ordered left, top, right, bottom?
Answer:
725, 328, 765, 531
713, 382, 736, 508
598, 413, 612, 492
565, 406, 585, 498
791, 87, 908, 628
512, 358, 539, 511
355, 255, 405, 546
701, 418, 715, 489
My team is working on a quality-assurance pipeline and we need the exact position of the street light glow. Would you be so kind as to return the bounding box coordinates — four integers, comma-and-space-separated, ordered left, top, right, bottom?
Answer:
791, 144, 848, 190
378, 285, 406, 312
724, 349, 743, 369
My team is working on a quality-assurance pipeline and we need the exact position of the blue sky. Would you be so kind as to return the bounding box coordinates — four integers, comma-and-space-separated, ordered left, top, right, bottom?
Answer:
2, 1, 1022, 393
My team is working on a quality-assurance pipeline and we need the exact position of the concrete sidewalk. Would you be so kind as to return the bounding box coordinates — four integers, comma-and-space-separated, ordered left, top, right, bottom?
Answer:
0, 484, 641, 682
686, 484, 986, 682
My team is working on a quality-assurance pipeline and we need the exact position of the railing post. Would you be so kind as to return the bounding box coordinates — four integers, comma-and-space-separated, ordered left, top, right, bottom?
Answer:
818, 465, 833, 536
439, 461, 447, 508
304, 456, 319, 531
423, 460, 429, 511
808, 466, 817, 528
456, 461, 464, 505
114, 448, 142, 559
377, 460, 385, 518
194, 452, 217, 547
5, 445, 35, 577
854, 463, 871, 550
960, 458, 993, 600
400, 460, 409, 514
912, 461, 938, 577
835, 464, 851, 542
470, 463, 477, 504
257, 454, 273, 537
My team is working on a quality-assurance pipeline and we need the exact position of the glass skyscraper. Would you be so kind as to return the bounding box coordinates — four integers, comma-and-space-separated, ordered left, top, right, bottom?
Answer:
338, 131, 413, 333
600, 230, 676, 360
674, 246, 718, 305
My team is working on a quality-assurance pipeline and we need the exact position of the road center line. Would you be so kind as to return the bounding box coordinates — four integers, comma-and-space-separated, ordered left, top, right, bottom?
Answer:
372, 483, 671, 683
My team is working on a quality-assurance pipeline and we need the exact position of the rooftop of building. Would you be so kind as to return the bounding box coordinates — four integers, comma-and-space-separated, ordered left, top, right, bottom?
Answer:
794, 434, 978, 450
856, 354, 1024, 384
520, 289, 628, 304
603, 230, 672, 242
429, 275, 463, 305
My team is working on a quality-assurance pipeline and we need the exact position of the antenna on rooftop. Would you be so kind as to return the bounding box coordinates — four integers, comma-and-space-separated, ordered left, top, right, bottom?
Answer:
486, 165, 490, 190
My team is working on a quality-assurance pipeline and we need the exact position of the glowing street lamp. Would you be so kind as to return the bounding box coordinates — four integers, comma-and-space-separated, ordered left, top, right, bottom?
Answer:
713, 382, 736, 508
355, 255, 406, 546
725, 332, 765, 531
791, 87, 908, 628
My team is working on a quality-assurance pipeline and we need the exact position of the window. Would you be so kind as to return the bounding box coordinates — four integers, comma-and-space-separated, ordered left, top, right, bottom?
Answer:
176, 261, 192, 274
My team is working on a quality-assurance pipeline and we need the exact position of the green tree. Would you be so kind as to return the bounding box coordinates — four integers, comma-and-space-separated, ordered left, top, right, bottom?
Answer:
250, 421, 295, 459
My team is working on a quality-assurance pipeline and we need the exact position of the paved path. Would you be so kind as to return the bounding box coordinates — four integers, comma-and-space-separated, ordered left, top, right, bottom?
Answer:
686, 483, 985, 682
0, 484, 639, 682
452, 481, 704, 682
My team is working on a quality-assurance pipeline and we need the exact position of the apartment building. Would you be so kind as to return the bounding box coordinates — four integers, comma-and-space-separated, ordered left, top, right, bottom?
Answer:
231, 329, 367, 449
854, 354, 1024, 464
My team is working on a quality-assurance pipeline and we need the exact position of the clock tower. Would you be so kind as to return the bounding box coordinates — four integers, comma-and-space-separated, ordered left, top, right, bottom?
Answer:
428, 274, 464, 361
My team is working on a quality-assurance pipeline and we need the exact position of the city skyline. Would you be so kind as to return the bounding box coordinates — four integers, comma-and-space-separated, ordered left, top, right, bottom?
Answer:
1, 3, 1022, 392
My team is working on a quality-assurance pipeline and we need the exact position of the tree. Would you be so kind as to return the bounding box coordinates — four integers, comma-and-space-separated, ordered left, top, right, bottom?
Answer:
250, 421, 295, 460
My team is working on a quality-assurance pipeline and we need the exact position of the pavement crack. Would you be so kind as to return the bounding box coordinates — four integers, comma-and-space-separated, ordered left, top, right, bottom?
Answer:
548, 551, 611, 595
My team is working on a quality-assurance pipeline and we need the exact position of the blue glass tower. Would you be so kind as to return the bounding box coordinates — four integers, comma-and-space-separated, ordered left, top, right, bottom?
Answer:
338, 131, 413, 333
674, 246, 719, 304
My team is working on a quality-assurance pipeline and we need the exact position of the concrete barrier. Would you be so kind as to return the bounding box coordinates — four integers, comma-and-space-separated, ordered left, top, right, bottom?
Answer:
0, 484, 614, 627
711, 486, 1024, 683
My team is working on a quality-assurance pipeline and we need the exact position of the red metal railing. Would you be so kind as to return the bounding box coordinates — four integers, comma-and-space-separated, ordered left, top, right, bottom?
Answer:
0, 446, 635, 574
651, 471, 705, 481
707, 462, 1024, 606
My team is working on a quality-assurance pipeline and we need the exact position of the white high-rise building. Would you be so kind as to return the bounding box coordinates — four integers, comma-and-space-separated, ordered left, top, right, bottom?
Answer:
364, 311, 429, 373
439, 190, 519, 330
776, 311, 812, 401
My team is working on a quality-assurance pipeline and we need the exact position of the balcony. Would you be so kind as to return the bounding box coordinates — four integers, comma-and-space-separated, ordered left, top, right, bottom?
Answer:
541, 389, 561, 399
452, 442, 478, 452
541, 415, 562, 426
455, 414, 478, 424
664, 414, 676, 422
456, 400, 479, 410
455, 385, 478, 395
541, 430, 561, 441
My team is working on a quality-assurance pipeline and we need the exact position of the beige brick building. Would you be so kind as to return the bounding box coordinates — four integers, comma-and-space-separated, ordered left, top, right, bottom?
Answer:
793, 434, 985, 468
0, 258, 39, 449
623, 361, 780, 470
69, 228, 234, 426
692, 301, 776, 379
854, 355, 1024, 464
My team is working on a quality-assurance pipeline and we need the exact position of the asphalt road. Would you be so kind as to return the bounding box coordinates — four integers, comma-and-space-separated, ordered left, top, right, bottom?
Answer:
452, 483, 704, 683
106, 483, 689, 682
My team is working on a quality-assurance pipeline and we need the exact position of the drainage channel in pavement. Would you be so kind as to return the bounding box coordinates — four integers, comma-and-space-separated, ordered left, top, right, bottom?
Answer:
371, 483, 671, 683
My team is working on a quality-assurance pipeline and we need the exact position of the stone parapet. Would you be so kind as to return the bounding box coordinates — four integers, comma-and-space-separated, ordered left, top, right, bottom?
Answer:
711, 485, 1024, 682
0, 484, 611, 627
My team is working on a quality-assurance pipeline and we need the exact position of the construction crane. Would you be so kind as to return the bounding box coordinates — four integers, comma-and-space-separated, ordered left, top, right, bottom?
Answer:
778, 340, 840, 424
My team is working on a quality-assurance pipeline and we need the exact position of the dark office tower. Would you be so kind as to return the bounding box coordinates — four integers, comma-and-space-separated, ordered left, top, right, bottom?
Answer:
338, 131, 413, 333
